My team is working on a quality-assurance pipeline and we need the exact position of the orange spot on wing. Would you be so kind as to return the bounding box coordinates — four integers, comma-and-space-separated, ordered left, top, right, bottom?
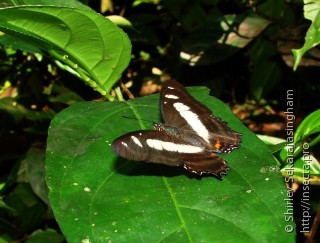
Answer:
214, 139, 222, 149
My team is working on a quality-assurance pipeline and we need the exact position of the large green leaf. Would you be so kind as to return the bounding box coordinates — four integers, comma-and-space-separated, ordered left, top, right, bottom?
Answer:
46, 86, 295, 242
0, 6, 131, 98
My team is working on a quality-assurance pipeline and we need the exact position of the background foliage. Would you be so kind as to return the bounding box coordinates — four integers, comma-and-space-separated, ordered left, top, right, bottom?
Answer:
0, 0, 319, 242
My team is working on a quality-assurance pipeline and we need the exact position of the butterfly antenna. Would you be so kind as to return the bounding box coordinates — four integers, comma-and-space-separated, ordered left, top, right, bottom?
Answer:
121, 116, 155, 125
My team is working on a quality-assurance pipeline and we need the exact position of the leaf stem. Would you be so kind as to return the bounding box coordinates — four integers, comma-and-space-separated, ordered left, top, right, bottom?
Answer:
47, 49, 114, 101
309, 133, 320, 148
114, 85, 124, 101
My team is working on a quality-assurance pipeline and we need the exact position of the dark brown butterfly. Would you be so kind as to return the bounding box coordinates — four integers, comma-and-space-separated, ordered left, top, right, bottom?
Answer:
112, 80, 241, 179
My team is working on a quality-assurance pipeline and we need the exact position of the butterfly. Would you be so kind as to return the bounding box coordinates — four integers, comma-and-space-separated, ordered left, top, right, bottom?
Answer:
112, 80, 241, 179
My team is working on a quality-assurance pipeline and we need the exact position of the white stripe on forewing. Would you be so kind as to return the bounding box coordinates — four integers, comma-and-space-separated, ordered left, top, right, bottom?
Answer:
146, 139, 204, 153
121, 141, 128, 147
173, 102, 210, 143
173, 102, 190, 112
146, 139, 163, 150
131, 136, 143, 147
181, 111, 210, 143
165, 94, 179, 99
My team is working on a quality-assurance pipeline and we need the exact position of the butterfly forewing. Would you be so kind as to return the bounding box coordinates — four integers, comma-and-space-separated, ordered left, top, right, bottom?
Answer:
160, 80, 241, 154
112, 130, 183, 166
160, 80, 211, 126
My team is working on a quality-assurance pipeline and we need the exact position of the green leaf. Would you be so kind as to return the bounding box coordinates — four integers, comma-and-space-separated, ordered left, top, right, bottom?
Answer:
24, 146, 49, 205
0, 32, 43, 53
0, 6, 131, 98
1, 0, 92, 10
3, 183, 47, 232
0, 97, 55, 123
48, 85, 85, 105
294, 109, 320, 143
0, 234, 12, 243
0, 198, 15, 212
46, 86, 295, 242
292, 0, 320, 70
257, 134, 287, 155
281, 155, 320, 184
26, 229, 64, 243
107, 15, 133, 30
279, 109, 320, 185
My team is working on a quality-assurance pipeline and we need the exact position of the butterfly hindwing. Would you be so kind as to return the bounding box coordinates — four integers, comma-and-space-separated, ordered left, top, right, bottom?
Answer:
183, 153, 229, 179
200, 117, 241, 153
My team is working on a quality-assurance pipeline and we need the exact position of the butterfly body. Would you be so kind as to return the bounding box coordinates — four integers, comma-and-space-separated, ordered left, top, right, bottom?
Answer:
155, 123, 207, 149
112, 80, 241, 179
